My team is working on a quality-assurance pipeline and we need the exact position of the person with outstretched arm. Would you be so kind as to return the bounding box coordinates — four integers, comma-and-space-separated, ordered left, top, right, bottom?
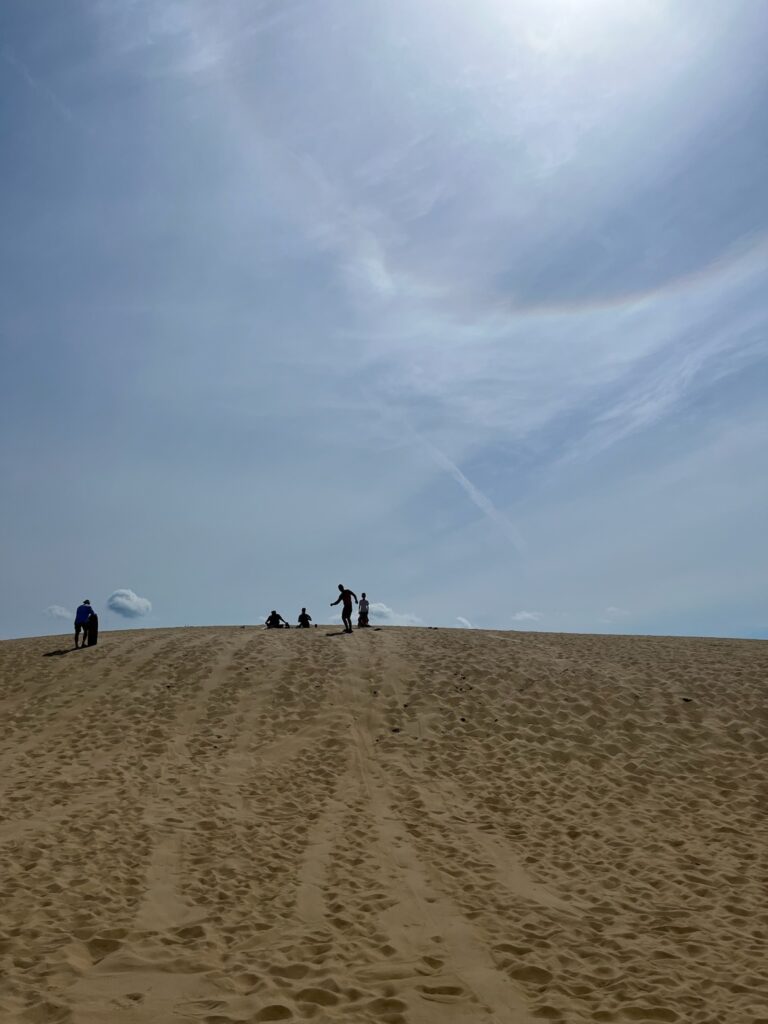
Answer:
331, 584, 357, 634
298, 608, 312, 628
74, 600, 94, 649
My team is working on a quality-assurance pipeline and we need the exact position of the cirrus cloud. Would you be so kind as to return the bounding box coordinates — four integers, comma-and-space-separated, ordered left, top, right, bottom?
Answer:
107, 589, 152, 618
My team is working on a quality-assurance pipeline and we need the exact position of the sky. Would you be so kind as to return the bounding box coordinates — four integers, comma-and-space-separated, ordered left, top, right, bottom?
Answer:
1, 0, 767, 640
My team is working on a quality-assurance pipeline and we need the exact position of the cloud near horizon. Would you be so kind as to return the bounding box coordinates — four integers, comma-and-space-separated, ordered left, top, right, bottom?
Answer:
511, 611, 543, 623
369, 603, 422, 627
45, 605, 72, 620
107, 589, 152, 619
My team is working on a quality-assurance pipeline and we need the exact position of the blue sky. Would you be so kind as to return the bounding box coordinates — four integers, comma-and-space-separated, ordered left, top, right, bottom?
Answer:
1, 0, 766, 640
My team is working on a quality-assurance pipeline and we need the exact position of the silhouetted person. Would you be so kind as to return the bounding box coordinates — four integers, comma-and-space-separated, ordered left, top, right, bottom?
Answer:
331, 584, 357, 634
74, 600, 94, 649
265, 610, 288, 629
86, 612, 99, 646
298, 608, 312, 628
358, 592, 370, 628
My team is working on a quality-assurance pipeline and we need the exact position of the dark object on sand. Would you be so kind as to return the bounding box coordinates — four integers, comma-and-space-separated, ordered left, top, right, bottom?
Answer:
87, 614, 99, 646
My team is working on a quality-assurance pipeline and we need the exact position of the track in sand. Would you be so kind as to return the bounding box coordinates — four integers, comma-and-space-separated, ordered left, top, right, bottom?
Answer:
1, 626, 767, 1023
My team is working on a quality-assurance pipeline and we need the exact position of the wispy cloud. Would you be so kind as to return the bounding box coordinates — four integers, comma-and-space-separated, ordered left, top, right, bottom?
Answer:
107, 589, 152, 619
511, 611, 542, 623
456, 616, 472, 629
1, 1, 766, 641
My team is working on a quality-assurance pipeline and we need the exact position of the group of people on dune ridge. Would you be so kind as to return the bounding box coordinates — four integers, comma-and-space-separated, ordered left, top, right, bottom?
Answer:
266, 584, 370, 634
66, 584, 370, 649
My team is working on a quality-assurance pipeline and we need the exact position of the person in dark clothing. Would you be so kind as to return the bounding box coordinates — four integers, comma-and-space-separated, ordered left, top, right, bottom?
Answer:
358, 592, 370, 628
74, 600, 94, 649
330, 583, 357, 634
298, 608, 312, 628
265, 610, 288, 629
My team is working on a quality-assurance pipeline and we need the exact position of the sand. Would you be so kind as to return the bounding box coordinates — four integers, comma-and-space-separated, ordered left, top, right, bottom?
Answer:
0, 625, 766, 1024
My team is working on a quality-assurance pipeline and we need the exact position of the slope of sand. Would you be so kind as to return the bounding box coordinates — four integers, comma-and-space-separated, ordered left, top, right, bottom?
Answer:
0, 626, 767, 1024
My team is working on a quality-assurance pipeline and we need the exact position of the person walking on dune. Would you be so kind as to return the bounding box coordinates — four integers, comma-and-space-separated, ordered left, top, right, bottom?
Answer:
74, 600, 94, 649
331, 584, 357, 634
358, 592, 370, 628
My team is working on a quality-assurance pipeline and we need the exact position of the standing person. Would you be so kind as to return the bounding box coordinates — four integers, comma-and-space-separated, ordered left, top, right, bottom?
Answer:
331, 583, 357, 634
358, 592, 370, 628
298, 608, 312, 628
74, 600, 94, 649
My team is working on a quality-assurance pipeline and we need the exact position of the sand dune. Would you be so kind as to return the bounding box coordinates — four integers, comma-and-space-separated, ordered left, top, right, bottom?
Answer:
0, 625, 766, 1024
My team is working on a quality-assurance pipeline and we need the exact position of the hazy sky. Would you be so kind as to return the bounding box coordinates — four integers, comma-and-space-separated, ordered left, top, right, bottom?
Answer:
2, 0, 767, 640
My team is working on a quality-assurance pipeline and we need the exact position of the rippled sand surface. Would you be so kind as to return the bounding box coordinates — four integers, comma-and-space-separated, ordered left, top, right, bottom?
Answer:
1, 625, 766, 1024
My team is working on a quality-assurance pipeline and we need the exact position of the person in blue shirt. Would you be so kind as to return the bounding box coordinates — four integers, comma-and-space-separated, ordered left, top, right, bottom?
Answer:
74, 600, 94, 649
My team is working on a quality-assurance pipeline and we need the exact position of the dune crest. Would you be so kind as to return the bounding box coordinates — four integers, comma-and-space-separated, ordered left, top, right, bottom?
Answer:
1, 626, 766, 1023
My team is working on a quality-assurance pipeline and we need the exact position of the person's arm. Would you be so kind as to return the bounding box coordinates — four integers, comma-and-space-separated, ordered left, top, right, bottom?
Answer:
350, 591, 358, 604
330, 595, 341, 606
308, 615, 312, 622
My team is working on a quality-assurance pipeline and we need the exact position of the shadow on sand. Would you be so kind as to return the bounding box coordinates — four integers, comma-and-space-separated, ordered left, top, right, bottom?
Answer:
43, 648, 78, 657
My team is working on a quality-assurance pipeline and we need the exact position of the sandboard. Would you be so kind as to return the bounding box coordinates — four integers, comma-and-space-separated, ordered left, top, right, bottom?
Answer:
87, 614, 99, 646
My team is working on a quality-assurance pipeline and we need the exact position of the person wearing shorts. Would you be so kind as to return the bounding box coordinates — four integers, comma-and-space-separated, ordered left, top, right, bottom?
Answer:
331, 584, 357, 634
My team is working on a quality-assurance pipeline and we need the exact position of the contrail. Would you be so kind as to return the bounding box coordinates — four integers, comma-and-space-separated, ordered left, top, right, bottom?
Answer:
2, 48, 77, 124
362, 390, 527, 554
418, 434, 527, 554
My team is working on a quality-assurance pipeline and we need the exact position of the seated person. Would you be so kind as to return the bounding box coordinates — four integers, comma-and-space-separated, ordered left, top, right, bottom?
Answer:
298, 608, 312, 628
265, 610, 288, 629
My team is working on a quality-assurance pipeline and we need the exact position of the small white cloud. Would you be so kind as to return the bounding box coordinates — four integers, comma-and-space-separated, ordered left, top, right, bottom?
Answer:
369, 602, 422, 627
107, 589, 152, 618
456, 616, 473, 628
45, 604, 72, 620
600, 606, 630, 623
511, 611, 542, 622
